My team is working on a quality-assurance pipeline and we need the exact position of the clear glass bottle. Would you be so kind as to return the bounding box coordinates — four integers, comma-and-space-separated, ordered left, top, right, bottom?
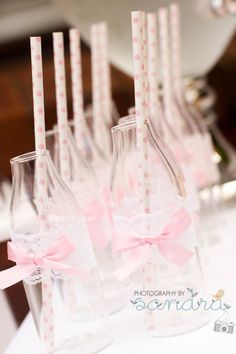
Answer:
67, 117, 108, 175
119, 113, 200, 218
84, 100, 119, 161
10, 150, 112, 353
110, 117, 209, 337
46, 127, 125, 314
170, 97, 223, 242
67, 119, 112, 209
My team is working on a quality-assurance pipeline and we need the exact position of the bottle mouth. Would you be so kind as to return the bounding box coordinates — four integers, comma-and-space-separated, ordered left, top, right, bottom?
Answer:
45, 128, 57, 138
10, 150, 48, 165
112, 114, 137, 133
113, 113, 151, 134
118, 114, 136, 125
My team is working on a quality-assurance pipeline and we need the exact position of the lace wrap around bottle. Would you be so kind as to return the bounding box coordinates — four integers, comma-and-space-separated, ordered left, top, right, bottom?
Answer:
113, 208, 194, 281
0, 219, 96, 289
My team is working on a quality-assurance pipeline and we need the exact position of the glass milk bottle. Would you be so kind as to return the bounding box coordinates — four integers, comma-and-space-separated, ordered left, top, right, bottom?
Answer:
110, 117, 209, 337
8, 150, 112, 353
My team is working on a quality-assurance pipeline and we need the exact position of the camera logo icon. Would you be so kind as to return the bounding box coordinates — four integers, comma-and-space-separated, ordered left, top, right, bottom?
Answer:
214, 319, 234, 334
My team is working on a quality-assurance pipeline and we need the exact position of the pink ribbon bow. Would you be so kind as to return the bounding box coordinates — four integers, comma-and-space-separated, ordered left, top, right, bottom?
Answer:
113, 209, 194, 281
84, 200, 110, 249
0, 236, 80, 290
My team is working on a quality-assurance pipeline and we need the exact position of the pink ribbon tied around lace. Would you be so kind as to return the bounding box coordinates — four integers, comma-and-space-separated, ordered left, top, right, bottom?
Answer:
113, 209, 194, 281
0, 236, 81, 290
84, 200, 110, 249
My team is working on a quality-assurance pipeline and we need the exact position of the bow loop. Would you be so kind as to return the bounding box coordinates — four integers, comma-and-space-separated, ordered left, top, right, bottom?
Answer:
0, 236, 81, 290
114, 209, 194, 281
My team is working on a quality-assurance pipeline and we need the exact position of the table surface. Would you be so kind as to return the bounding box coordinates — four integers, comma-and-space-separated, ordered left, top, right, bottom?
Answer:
4, 206, 236, 354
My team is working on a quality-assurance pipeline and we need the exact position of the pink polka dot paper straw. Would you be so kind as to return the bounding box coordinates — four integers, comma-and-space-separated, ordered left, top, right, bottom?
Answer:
91, 24, 102, 147
147, 13, 162, 124
98, 22, 113, 127
158, 7, 184, 137
30, 38, 46, 155
53, 31, 78, 315
91, 23, 111, 158
132, 13, 154, 330
141, 12, 149, 116
30, 36, 54, 353
158, 8, 174, 127
131, 11, 150, 213
69, 28, 86, 154
30, 36, 48, 229
169, 3, 183, 106
53, 32, 70, 182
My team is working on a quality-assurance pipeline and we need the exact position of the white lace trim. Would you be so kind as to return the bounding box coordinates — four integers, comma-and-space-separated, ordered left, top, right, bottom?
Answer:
11, 218, 96, 284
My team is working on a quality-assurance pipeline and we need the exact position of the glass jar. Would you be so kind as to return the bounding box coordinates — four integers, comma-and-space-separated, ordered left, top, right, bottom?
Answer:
10, 151, 112, 353
110, 117, 209, 336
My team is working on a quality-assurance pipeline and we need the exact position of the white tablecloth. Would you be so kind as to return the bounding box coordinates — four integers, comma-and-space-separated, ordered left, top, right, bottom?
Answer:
4, 206, 236, 354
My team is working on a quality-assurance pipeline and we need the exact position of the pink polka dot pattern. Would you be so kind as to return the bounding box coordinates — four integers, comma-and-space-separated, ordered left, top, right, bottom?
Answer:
69, 28, 86, 153
91, 23, 112, 158
158, 8, 174, 125
42, 278, 55, 353
53, 32, 70, 182
31, 36, 54, 352
169, 3, 183, 105
147, 13, 162, 124
30, 37, 46, 152
131, 11, 150, 213
30, 37, 48, 230
39, 178, 45, 185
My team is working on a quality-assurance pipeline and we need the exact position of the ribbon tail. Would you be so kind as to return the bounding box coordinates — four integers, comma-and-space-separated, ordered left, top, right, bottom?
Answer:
158, 241, 194, 267
0, 264, 34, 290
114, 244, 151, 281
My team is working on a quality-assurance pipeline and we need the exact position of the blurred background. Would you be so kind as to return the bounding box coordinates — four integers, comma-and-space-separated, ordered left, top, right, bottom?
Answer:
0, 0, 236, 352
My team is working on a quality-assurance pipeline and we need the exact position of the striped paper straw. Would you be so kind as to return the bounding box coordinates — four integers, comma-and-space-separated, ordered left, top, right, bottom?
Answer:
53, 32, 70, 182
69, 28, 86, 154
147, 13, 162, 122
131, 11, 150, 213
30, 36, 54, 353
